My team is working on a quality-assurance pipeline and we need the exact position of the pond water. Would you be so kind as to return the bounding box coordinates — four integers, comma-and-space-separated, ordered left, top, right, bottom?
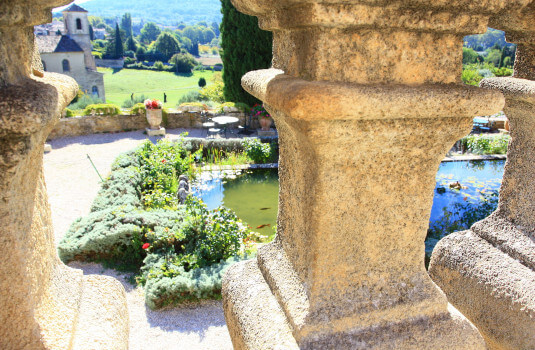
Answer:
194, 160, 505, 241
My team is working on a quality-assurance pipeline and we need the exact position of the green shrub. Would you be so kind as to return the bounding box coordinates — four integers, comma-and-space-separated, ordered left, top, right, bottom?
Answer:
177, 90, 204, 104
64, 108, 75, 118
461, 67, 484, 86
83, 104, 121, 116
242, 138, 275, 164
58, 138, 253, 308
153, 61, 165, 71
69, 94, 103, 110
122, 94, 148, 108
461, 134, 510, 155
131, 103, 146, 115
217, 102, 249, 113
200, 81, 224, 103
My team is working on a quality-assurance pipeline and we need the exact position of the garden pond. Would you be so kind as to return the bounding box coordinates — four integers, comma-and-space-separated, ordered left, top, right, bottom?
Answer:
194, 160, 505, 251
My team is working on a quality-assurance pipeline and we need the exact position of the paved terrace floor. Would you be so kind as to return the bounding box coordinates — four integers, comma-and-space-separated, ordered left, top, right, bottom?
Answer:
44, 128, 253, 350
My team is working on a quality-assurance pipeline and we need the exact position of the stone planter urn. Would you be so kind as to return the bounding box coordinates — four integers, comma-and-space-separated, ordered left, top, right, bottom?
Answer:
259, 116, 272, 131
146, 108, 163, 130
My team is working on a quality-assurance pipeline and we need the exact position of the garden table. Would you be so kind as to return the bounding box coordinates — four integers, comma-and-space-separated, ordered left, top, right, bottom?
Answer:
212, 116, 240, 138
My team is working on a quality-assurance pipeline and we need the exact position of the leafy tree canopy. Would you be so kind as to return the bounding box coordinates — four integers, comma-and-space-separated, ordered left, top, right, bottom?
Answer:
154, 32, 182, 61
139, 22, 161, 44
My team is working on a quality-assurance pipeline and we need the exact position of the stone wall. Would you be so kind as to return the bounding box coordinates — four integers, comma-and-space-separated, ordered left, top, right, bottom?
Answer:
95, 58, 124, 69
48, 111, 256, 139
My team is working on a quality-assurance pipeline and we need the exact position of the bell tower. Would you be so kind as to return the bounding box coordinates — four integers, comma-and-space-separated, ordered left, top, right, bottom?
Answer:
62, 4, 96, 70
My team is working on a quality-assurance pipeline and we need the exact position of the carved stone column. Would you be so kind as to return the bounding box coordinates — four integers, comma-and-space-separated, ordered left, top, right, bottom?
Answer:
222, 1, 508, 348
429, 5, 535, 348
0, 1, 129, 349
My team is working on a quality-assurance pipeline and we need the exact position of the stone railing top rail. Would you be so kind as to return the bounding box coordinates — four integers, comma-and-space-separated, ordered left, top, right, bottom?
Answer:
242, 68, 504, 121
232, 0, 532, 33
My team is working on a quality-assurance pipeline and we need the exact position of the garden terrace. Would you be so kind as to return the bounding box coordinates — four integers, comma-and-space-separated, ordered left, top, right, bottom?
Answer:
1, 0, 535, 349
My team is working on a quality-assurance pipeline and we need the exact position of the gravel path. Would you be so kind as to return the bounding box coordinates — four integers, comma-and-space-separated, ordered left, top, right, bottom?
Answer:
44, 129, 234, 350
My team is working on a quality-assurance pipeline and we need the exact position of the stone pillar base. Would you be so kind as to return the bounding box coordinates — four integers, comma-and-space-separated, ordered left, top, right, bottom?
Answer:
429, 224, 535, 350
146, 127, 166, 136
223, 257, 484, 350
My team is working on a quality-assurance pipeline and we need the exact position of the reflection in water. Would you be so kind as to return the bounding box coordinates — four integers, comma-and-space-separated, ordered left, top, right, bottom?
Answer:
194, 161, 505, 243
194, 169, 279, 237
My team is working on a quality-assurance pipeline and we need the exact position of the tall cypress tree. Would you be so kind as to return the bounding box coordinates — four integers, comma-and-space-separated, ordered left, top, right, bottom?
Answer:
220, 0, 272, 106
114, 23, 124, 58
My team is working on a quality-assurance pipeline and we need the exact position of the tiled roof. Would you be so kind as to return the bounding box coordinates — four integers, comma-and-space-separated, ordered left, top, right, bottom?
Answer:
62, 4, 88, 12
36, 35, 61, 53
36, 35, 83, 53
55, 36, 83, 52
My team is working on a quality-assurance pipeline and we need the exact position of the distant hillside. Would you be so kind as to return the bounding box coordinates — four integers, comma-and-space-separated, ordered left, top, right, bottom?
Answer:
55, 0, 222, 26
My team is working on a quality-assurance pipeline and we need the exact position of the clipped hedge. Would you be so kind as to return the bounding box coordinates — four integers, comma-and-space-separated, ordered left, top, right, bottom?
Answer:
131, 103, 146, 115
83, 103, 121, 116
217, 102, 249, 113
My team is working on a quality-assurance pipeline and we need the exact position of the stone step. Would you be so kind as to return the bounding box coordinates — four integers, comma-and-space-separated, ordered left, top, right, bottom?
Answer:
71, 275, 129, 350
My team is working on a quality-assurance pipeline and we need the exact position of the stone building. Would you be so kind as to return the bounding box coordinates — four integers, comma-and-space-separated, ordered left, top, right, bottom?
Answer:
36, 3, 105, 101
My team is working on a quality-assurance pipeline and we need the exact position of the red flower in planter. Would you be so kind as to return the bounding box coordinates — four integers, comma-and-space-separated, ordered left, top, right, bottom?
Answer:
142, 243, 150, 250
152, 100, 159, 109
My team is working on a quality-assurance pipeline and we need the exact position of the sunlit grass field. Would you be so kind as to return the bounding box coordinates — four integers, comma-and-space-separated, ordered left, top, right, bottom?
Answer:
99, 68, 215, 108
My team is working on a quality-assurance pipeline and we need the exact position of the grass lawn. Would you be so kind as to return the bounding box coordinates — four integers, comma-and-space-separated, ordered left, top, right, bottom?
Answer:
99, 68, 215, 108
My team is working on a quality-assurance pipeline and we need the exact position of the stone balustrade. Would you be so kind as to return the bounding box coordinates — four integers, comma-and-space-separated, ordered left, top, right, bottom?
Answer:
1, 0, 535, 349
219, 0, 532, 349
0, 1, 129, 349
429, 6, 535, 348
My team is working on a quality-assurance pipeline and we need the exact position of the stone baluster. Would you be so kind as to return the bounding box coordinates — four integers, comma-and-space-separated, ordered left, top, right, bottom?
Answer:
222, 1, 510, 348
429, 8, 535, 348
0, 1, 129, 349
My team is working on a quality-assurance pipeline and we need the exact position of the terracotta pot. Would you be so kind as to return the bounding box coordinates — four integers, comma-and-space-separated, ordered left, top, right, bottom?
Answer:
259, 117, 272, 131
146, 109, 162, 129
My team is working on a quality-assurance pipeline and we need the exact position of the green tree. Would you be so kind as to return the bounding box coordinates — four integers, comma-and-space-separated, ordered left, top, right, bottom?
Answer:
104, 24, 125, 59
198, 77, 207, 88
220, 0, 272, 105
485, 49, 502, 67
154, 32, 181, 61
139, 22, 161, 44
126, 35, 137, 52
121, 13, 133, 37
170, 53, 197, 73
462, 47, 481, 64
201, 27, 216, 44
211, 22, 220, 37
190, 40, 199, 56
114, 23, 124, 58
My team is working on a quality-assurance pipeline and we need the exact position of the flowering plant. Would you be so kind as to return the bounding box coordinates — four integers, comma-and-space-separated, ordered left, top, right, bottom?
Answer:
251, 104, 270, 119
144, 99, 163, 110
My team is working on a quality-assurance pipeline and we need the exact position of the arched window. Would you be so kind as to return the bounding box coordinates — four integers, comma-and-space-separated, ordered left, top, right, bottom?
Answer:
92, 86, 99, 97
76, 18, 82, 30
42, 60, 46, 71
62, 59, 70, 72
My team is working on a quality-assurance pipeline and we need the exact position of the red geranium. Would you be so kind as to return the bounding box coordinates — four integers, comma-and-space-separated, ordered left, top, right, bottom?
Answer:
142, 243, 150, 250
152, 100, 159, 109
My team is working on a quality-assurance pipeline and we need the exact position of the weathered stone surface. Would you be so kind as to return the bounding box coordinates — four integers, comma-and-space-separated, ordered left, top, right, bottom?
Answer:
225, 68, 501, 348
0, 2, 129, 348
429, 46, 535, 349
222, 0, 535, 348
